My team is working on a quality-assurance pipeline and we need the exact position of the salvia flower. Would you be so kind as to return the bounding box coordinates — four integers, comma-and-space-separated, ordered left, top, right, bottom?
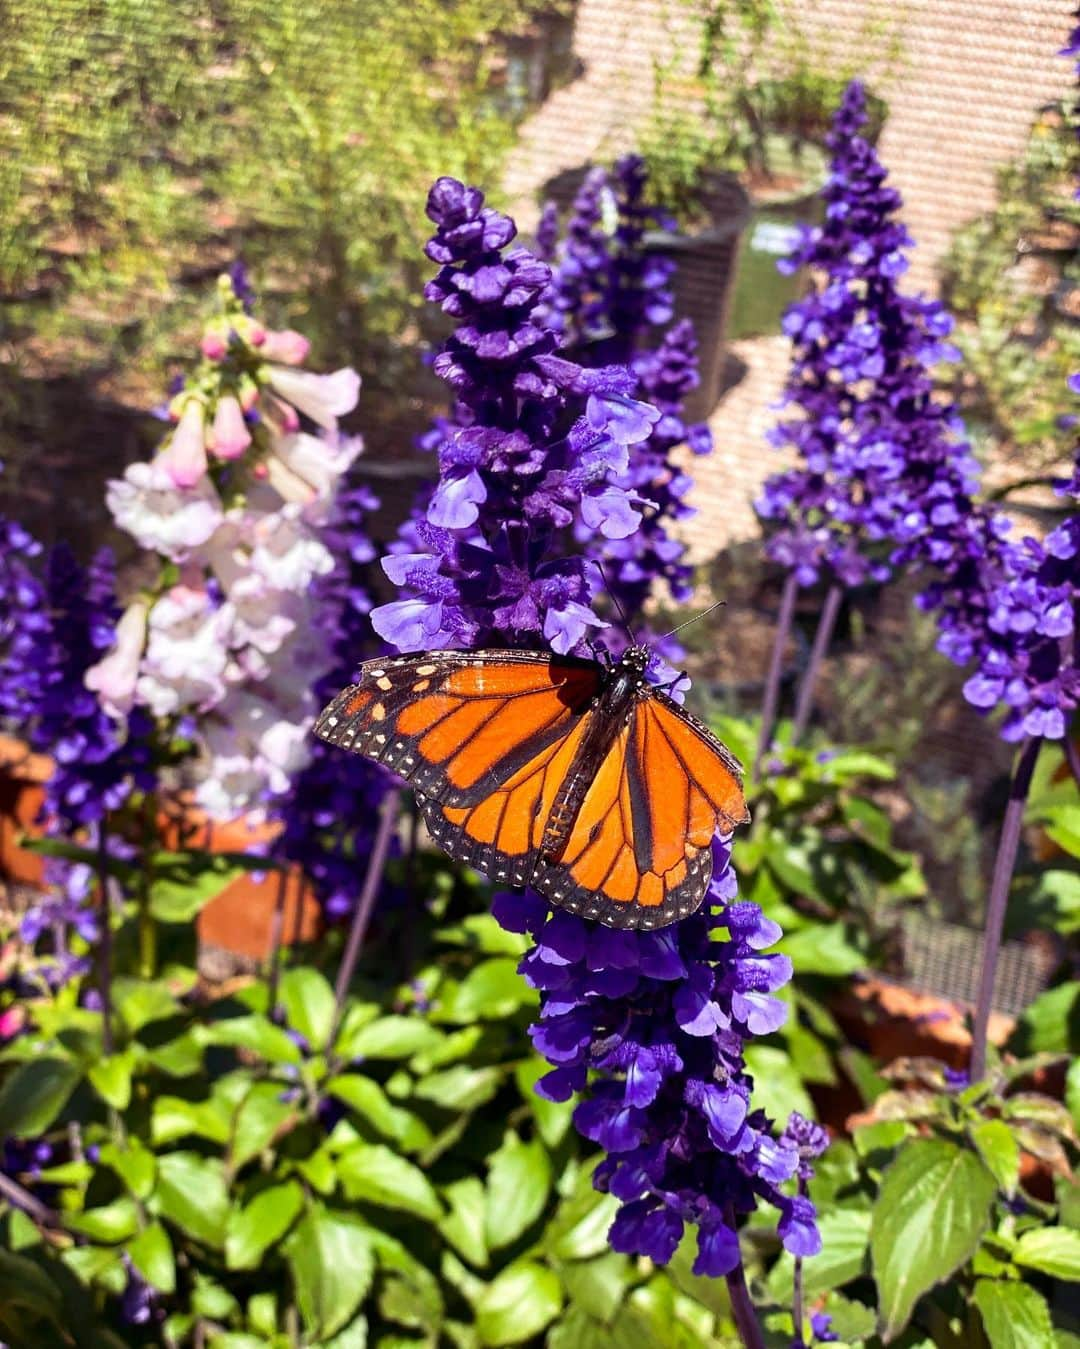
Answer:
541, 158, 712, 648
372, 177, 659, 656
756, 81, 970, 593
497, 839, 817, 1273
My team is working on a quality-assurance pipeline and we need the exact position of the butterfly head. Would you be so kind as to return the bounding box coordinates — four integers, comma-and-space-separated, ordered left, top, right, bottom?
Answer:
618, 644, 652, 685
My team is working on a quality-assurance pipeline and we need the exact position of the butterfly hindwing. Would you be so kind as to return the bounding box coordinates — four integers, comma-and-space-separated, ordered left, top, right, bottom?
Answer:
418, 685, 748, 929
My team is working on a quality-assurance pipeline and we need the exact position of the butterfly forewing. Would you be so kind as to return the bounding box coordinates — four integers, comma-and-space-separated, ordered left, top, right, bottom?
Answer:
315, 648, 749, 930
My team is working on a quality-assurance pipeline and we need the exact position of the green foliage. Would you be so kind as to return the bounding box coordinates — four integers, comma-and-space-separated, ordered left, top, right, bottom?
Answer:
940, 100, 1080, 495
0, 0, 534, 482
750, 1051, 1080, 1346
713, 714, 924, 1109
0, 862, 749, 1346
638, 0, 899, 218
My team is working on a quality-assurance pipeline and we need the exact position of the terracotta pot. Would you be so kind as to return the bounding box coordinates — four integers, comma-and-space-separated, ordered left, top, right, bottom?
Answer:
0, 738, 320, 961
831, 975, 1015, 1071
158, 795, 322, 961
0, 734, 52, 887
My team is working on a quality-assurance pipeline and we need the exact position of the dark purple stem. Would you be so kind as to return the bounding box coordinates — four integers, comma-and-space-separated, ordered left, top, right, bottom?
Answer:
329, 790, 400, 1053
791, 582, 842, 745
723, 1206, 767, 1349
791, 1173, 808, 1344
0, 1169, 58, 1225
755, 572, 799, 776
970, 736, 1041, 1081
96, 824, 114, 1056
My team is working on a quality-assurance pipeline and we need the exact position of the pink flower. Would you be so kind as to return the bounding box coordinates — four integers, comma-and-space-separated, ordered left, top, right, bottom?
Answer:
85, 599, 149, 718
266, 366, 360, 431
265, 431, 362, 512
201, 330, 228, 361
210, 395, 251, 460
260, 329, 311, 365
159, 399, 208, 488
0, 1007, 24, 1041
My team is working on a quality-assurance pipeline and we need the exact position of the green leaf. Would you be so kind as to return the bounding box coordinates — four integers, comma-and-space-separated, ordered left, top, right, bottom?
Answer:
338, 1015, 444, 1060
475, 1260, 562, 1346
230, 1084, 296, 1171
67, 1196, 140, 1243
973, 1279, 1055, 1349
279, 967, 336, 1051
1069, 1058, 1080, 1136
413, 1065, 503, 1111
485, 1132, 553, 1250
152, 1153, 229, 1248
870, 1139, 998, 1340
284, 1207, 374, 1340
151, 1095, 231, 1147
743, 1045, 815, 1122
99, 1140, 156, 1200
87, 1050, 136, 1110
1013, 1226, 1080, 1280
778, 922, 864, 975
0, 1248, 66, 1334
1015, 981, 1080, 1054
560, 1251, 631, 1324
0, 1058, 80, 1136
544, 1166, 620, 1260
853, 1119, 910, 1161
436, 958, 531, 1023
148, 851, 246, 922
323, 1317, 369, 1349
970, 1119, 1020, 1194
201, 1014, 302, 1064
112, 978, 181, 1033
435, 914, 530, 956
768, 1208, 871, 1301
514, 1059, 573, 1147
128, 1221, 176, 1294
439, 1177, 489, 1268
226, 1181, 304, 1270
326, 1075, 432, 1152
337, 1143, 443, 1220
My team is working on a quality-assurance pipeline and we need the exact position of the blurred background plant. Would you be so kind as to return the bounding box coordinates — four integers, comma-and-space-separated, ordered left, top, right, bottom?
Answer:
0, 0, 556, 552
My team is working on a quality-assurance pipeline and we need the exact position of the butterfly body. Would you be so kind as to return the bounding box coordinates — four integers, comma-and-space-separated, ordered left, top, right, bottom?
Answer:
315, 645, 749, 930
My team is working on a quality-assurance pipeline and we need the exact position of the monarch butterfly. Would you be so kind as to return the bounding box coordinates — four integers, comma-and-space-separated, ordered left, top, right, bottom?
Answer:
314, 645, 749, 930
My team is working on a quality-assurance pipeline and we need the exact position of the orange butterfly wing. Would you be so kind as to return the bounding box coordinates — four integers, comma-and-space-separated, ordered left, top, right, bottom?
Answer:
417, 683, 749, 929
314, 650, 600, 808
315, 650, 749, 929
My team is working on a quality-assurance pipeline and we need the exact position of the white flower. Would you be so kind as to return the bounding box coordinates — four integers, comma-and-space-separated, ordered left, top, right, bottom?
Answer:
136, 584, 233, 717
265, 432, 362, 519
196, 688, 315, 816
249, 505, 334, 591
107, 462, 223, 560
85, 599, 149, 718
266, 366, 360, 431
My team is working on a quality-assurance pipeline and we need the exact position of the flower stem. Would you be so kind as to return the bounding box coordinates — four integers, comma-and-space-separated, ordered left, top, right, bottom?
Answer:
970, 736, 1041, 1081
136, 792, 158, 980
96, 823, 114, 1056
755, 572, 798, 777
724, 1226, 766, 1349
0, 1170, 57, 1226
328, 790, 400, 1055
791, 582, 842, 745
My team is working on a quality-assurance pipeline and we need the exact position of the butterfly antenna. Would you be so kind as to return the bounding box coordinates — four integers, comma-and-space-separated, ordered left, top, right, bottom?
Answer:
592, 561, 637, 647
660, 600, 727, 641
